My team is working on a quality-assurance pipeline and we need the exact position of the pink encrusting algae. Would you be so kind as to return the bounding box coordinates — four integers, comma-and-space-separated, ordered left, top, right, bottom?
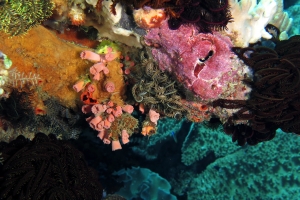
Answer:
145, 20, 244, 100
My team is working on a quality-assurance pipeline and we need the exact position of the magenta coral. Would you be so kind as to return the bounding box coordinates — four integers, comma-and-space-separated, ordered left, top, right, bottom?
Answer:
145, 20, 235, 100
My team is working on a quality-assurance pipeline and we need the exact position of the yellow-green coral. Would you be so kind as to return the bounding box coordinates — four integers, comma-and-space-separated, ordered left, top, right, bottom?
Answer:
96, 40, 121, 54
0, 0, 54, 36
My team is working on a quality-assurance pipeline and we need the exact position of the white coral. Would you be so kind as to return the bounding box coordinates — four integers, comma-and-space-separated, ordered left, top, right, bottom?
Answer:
226, 0, 278, 47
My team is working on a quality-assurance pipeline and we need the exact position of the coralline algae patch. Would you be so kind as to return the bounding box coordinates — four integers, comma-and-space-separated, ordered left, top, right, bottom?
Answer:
0, 25, 106, 109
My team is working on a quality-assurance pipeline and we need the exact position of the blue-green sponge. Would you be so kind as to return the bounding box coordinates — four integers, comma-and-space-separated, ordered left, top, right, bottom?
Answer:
113, 167, 177, 200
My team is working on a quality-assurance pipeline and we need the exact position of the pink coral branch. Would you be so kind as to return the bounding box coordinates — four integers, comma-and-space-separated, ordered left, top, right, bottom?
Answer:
112, 140, 122, 151
149, 109, 160, 125
121, 130, 130, 144
80, 50, 101, 62
91, 104, 107, 115
104, 81, 115, 93
122, 105, 134, 114
112, 106, 123, 117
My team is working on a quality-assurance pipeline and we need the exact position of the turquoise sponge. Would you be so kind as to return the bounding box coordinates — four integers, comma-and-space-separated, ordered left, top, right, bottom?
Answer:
113, 167, 177, 200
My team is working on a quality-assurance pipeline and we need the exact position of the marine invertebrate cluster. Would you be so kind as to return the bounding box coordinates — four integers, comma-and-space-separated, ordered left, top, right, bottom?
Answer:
129, 51, 186, 119
213, 35, 300, 145
75, 41, 125, 107
0, 0, 54, 36
0, 133, 103, 199
74, 41, 142, 150
83, 101, 138, 150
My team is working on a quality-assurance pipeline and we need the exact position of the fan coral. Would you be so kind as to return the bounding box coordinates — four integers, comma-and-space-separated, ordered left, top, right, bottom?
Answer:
0, 0, 54, 36
145, 20, 248, 100
0, 133, 103, 199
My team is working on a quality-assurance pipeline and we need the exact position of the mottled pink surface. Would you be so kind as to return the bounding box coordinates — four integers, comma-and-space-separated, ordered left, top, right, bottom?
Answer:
145, 21, 234, 100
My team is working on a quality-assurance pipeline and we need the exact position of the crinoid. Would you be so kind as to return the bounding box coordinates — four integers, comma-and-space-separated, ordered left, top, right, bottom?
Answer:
0, 133, 103, 199
129, 51, 186, 119
213, 36, 300, 146
166, 0, 232, 32
0, 0, 54, 36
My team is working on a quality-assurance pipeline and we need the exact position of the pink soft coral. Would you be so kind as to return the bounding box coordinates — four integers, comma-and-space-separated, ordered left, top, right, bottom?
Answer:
145, 20, 235, 100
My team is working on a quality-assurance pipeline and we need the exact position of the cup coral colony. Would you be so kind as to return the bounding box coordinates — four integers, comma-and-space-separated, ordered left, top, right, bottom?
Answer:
0, 0, 297, 151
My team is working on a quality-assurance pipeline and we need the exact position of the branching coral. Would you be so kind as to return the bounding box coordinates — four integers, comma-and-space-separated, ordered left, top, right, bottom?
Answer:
213, 36, 300, 145
0, 0, 54, 36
